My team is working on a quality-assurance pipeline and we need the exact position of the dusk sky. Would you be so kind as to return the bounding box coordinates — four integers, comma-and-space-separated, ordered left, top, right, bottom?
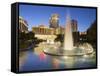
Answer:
19, 4, 96, 32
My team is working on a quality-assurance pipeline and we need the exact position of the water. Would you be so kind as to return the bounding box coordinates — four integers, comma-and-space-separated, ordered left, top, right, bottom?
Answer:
19, 44, 96, 72
63, 14, 73, 50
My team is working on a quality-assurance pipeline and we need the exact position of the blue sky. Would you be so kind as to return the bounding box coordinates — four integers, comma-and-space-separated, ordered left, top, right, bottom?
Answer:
19, 4, 96, 32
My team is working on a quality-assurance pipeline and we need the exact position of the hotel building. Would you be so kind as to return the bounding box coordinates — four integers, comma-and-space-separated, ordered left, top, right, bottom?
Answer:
71, 19, 78, 32
19, 16, 28, 33
32, 25, 55, 35
49, 14, 59, 28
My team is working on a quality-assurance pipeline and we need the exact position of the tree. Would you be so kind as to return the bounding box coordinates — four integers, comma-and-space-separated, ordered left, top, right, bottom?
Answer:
55, 34, 64, 43
27, 31, 35, 40
19, 32, 27, 40
87, 20, 97, 46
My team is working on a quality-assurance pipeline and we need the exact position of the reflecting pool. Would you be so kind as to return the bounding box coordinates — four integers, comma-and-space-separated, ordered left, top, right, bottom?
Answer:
19, 43, 96, 72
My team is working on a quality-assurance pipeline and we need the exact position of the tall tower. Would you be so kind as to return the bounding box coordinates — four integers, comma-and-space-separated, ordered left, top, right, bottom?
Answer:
71, 19, 78, 32
49, 14, 59, 28
63, 14, 73, 50
71, 19, 79, 46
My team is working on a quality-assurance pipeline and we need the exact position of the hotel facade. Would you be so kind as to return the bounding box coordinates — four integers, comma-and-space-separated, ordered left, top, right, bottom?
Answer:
49, 14, 59, 28
19, 16, 28, 33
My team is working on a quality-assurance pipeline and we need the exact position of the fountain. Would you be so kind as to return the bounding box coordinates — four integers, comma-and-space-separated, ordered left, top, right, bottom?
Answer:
63, 14, 73, 50
43, 14, 94, 56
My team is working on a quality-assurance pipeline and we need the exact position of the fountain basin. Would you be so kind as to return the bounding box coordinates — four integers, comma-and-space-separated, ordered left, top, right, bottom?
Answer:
43, 43, 94, 56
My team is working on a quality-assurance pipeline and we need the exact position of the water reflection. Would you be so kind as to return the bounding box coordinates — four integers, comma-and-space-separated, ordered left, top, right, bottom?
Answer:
19, 43, 96, 72
52, 58, 60, 69
19, 51, 28, 68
